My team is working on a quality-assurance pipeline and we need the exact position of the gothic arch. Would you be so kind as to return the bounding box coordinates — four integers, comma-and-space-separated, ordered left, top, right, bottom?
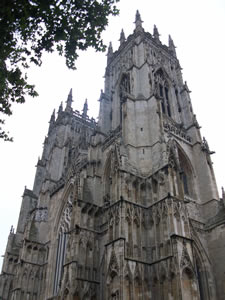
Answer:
153, 66, 172, 85
177, 146, 196, 199
53, 180, 75, 233
174, 141, 196, 176
53, 182, 74, 296
154, 66, 173, 117
191, 226, 214, 300
115, 71, 131, 95
168, 140, 196, 199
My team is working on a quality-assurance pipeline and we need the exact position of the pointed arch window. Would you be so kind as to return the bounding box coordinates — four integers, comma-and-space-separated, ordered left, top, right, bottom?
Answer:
53, 229, 67, 295
193, 248, 211, 300
120, 73, 130, 99
154, 69, 171, 117
53, 198, 72, 296
178, 148, 195, 198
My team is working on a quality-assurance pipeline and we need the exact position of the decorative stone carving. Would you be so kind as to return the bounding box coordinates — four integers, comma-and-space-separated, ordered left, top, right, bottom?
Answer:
180, 243, 194, 273
34, 208, 48, 222
164, 119, 192, 143
108, 249, 119, 279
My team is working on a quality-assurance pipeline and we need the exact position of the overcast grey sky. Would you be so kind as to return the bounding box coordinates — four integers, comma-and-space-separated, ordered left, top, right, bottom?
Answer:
0, 0, 224, 269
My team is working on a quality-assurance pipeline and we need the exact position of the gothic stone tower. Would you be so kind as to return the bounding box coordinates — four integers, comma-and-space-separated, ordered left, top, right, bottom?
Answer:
1, 11, 225, 300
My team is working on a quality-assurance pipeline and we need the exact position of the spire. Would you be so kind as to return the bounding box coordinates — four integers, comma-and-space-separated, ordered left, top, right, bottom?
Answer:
82, 98, 88, 117
134, 10, 144, 32
107, 42, 113, 64
168, 34, 177, 57
153, 24, 160, 42
58, 101, 63, 114
119, 29, 126, 45
65, 88, 73, 112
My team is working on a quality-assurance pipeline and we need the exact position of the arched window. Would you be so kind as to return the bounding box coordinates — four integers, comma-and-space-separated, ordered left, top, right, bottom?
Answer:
193, 247, 211, 300
178, 148, 195, 199
120, 73, 130, 99
53, 197, 72, 296
154, 69, 171, 117
53, 230, 67, 295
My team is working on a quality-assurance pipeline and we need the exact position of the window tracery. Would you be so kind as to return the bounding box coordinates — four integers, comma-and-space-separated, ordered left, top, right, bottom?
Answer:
53, 196, 73, 296
154, 69, 172, 117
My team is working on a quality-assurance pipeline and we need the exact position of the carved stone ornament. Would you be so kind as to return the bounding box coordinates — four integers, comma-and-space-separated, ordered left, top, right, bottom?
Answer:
108, 249, 119, 279
35, 208, 48, 222
59, 196, 73, 232
124, 262, 132, 281
180, 243, 194, 272
167, 139, 181, 171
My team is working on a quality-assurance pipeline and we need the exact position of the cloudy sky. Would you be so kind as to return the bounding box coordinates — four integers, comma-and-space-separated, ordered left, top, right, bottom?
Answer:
0, 0, 224, 269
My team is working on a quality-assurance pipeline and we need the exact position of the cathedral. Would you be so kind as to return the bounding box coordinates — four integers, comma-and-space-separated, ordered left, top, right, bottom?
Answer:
1, 11, 225, 300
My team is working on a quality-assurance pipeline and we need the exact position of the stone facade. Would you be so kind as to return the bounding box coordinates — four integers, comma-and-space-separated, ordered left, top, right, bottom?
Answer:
0, 11, 225, 300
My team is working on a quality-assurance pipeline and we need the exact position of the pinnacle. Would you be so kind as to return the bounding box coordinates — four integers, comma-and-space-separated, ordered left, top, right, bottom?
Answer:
168, 35, 176, 56
135, 10, 141, 22
153, 24, 160, 38
134, 10, 143, 32
119, 29, 126, 44
58, 101, 63, 114
50, 109, 55, 122
107, 42, 113, 55
108, 41, 113, 51
82, 98, 88, 117
107, 42, 113, 64
65, 88, 73, 112
169, 35, 175, 47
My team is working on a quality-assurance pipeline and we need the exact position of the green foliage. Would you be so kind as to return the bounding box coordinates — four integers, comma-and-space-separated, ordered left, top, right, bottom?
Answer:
0, 0, 119, 141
